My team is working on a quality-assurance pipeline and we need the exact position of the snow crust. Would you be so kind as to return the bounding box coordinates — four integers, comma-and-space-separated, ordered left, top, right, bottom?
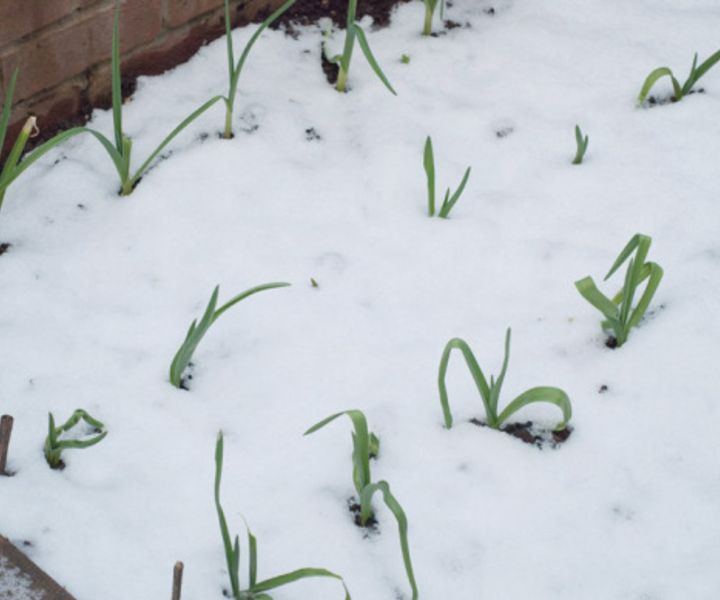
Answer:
2, 0, 720, 598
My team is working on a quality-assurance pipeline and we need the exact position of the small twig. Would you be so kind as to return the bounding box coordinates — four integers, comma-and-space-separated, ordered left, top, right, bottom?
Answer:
0, 415, 14, 476
171, 561, 184, 600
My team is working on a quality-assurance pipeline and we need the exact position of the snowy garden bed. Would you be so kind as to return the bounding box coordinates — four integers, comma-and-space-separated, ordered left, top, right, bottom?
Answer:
1, 0, 720, 598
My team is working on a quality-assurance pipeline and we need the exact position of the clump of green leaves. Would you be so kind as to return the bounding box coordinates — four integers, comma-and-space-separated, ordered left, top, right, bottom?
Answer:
304, 410, 417, 600
81, 3, 223, 195
324, 0, 396, 95
638, 49, 720, 105
0, 70, 87, 213
438, 329, 572, 431
44, 409, 107, 469
572, 125, 589, 165
169, 282, 290, 388
422, 0, 445, 36
221, 0, 296, 139
214, 432, 350, 599
423, 136, 471, 218
575, 233, 663, 348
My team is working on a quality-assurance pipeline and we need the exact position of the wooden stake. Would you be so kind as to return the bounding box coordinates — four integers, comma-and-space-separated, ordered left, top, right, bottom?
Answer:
171, 561, 184, 600
0, 415, 13, 476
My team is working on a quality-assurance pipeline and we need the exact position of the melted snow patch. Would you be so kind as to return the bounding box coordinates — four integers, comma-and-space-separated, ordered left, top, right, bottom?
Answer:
0, 556, 44, 600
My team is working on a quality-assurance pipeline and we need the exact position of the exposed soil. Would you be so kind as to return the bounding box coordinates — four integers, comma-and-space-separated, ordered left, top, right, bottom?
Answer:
470, 418, 572, 449
321, 45, 340, 85
348, 499, 378, 530
605, 336, 618, 349
598, 384, 608, 394
276, 0, 411, 30
0, 243, 11, 256
646, 87, 705, 107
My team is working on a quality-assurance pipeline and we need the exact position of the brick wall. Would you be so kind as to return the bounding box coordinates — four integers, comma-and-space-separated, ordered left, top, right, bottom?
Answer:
0, 0, 283, 143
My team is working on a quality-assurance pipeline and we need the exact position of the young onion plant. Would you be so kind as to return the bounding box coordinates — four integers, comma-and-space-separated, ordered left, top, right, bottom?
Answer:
423, 136, 471, 218
214, 432, 351, 599
169, 282, 290, 388
572, 125, 589, 165
221, 0, 296, 138
304, 410, 418, 600
80, 3, 223, 195
638, 49, 720, 105
0, 69, 87, 213
422, 0, 445, 36
438, 329, 572, 431
44, 409, 107, 469
324, 0, 396, 94
575, 233, 663, 348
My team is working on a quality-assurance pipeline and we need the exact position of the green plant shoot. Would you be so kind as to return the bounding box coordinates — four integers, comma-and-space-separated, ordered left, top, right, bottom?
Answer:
572, 124, 589, 165
304, 410, 418, 600
221, 0, 296, 139
324, 0, 396, 94
44, 409, 107, 469
422, 0, 445, 36
0, 69, 87, 213
575, 233, 663, 347
423, 136, 471, 218
638, 49, 720, 104
79, 3, 223, 195
169, 282, 290, 388
438, 329, 572, 431
214, 432, 350, 600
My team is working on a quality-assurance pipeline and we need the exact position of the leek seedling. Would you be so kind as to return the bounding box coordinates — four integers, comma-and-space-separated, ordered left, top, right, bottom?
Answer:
575, 233, 663, 348
214, 432, 351, 600
305, 410, 418, 600
169, 282, 290, 388
0, 69, 87, 213
325, 0, 396, 94
221, 0, 296, 139
80, 2, 223, 195
422, 0, 445, 36
638, 49, 720, 105
438, 329, 572, 431
572, 125, 589, 165
423, 136, 471, 218
44, 409, 107, 469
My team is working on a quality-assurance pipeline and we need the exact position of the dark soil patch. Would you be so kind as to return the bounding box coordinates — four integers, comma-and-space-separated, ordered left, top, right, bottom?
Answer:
495, 126, 514, 138
276, 0, 410, 30
598, 384, 608, 394
470, 418, 572, 449
305, 127, 321, 141
605, 336, 618, 349
348, 499, 378, 531
321, 45, 340, 85
0, 243, 11, 256
646, 87, 704, 107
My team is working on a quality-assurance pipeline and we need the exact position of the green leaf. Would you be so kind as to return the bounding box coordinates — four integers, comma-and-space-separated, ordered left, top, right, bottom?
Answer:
359, 481, 417, 600
351, 24, 397, 96
437, 337, 492, 429
604, 233, 650, 281
0, 68, 18, 155
574, 276, 618, 322
626, 262, 663, 331
487, 328, 511, 418
214, 431, 241, 597
496, 386, 572, 430
248, 527, 258, 588
637, 66, 681, 104
423, 136, 435, 216
683, 48, 720, 95
438, 165, 471, 218
251, 568, 350, 598
304, 409, 371, 494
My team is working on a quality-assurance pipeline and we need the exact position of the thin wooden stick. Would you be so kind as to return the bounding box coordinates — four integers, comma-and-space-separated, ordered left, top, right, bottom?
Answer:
171, 561, 184, 600
0, 415, 13, 476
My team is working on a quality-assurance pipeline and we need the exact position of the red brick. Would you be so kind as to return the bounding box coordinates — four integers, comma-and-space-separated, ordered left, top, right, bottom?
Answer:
0, 1, 76, 48
1, 0, 162, 102
163, 0, 224, 28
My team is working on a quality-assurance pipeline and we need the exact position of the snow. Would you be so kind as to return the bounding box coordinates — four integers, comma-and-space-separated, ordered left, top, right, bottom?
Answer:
0, 557, 43, 600
1, 0, 720, 598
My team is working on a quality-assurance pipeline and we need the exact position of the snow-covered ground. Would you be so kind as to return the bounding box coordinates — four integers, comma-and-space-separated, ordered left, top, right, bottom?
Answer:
2, 0, 720, 598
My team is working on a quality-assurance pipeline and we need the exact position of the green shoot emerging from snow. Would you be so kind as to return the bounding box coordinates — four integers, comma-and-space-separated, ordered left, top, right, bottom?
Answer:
575, 233, 663, 348
423, 136, 471, 218
638, 49, 720, 105
169, 282, 290, 389
324, 0, 397, 95
80, 2, 223, 195
214, 432, 350, 600
422, 0, 445, 36
0, 70, 86, 213
438, 329, 572, 431
304, 410, 418, 600
221, 0, 296, 139
572, 125, 589, 165
44, 409, 107, 469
